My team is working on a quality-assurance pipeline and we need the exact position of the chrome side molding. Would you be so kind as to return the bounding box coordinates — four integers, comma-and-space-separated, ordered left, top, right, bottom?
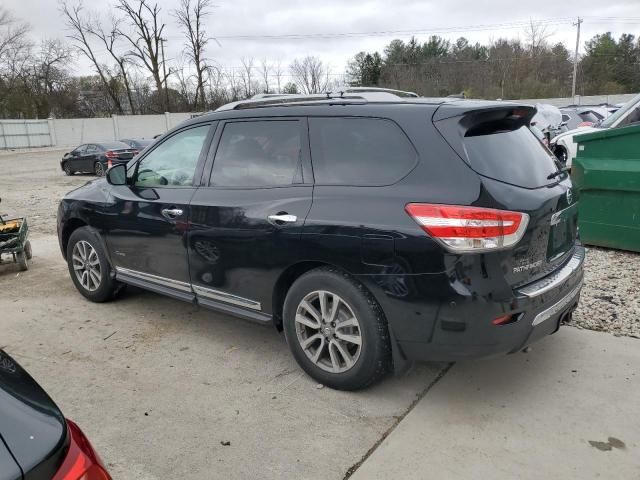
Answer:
115, 267, 192, 293
114, 267, 262, 311
192, 285, 262, 311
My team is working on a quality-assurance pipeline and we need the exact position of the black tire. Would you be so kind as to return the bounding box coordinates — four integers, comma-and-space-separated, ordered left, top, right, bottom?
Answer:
63, 162, 74, 176
24, 240, 32, 260
17, 251, 28, 271
66, 226, 119, 302
94, 162, 105, 177
283, 267, 391, 391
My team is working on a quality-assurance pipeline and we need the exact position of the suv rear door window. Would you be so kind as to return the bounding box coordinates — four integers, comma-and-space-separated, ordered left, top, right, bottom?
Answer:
461, 125, 559, 188
309, 117, 417, 186
211, 120, 302, 187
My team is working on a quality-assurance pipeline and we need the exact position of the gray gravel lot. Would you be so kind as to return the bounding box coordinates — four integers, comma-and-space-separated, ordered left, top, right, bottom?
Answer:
568, 247, 640, 338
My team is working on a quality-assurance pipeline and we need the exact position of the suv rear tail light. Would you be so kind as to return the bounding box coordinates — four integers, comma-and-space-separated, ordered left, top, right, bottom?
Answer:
405, 203, 529, 252
53, 420, 112, 480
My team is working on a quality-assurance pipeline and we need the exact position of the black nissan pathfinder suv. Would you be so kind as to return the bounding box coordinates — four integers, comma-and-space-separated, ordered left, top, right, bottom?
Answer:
57, 89, 584, 390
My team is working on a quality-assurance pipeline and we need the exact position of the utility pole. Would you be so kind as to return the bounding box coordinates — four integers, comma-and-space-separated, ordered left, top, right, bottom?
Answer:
571, 17, 583, 101
160, 36, 170, 112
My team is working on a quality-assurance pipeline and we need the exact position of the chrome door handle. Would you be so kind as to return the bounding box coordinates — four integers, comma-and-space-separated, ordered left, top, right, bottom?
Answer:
161, 208, 183, 219
268, 214, 297, 224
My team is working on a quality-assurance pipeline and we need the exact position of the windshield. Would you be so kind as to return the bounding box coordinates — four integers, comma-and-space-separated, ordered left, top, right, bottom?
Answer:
600, 93, 640, 128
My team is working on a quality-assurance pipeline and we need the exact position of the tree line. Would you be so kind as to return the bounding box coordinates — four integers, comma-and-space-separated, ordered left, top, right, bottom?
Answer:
1, 4, 639, 119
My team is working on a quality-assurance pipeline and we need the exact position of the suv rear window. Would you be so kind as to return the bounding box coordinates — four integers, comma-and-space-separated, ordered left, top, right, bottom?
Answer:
461, 125, 559, 188
309, 117, 417, 186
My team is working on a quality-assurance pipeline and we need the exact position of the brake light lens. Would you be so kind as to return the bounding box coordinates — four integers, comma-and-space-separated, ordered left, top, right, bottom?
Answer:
53, 420, 112, 480
405, 203, 529, 252
104, 150, 117, 159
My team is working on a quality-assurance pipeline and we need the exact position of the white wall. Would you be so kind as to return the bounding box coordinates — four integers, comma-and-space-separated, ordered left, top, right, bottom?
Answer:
0, 112, 193, 149
517, 93, 638, 108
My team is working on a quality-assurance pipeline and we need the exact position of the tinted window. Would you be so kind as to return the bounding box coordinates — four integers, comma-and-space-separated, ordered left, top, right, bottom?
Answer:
135, 125, 209, 187
72, 145, 86, 154
211, 120, 302, 187
85, 144, 98, 153
462, 125, 559, 188
309, 117, 417, 186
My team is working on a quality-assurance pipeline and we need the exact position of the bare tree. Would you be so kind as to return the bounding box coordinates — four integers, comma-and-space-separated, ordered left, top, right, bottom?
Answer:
0, 7, 30, 63
273, 60, 284, 93
61, 1, 125, 113
289, 56, 330, 94
239, 57, 255, 98
174, 0, 212, 110
525, 19, 552, 55
259, 58, 271, 94
88, 17, 137, 114
35, 39, 73, 94
115, 0, 170, 112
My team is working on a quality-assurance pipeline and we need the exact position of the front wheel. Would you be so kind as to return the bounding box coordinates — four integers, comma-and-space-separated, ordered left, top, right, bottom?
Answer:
283, 267, 392, 390
66, 227, 119, 302
63, 162, 74, 176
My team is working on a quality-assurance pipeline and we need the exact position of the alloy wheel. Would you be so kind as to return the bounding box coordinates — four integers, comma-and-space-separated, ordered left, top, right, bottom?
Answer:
294, 290, 362, 373
72, 240, 101, 292
95, 163, 105, 176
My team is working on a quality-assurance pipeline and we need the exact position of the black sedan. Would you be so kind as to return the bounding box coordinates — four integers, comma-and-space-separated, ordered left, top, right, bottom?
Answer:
0, 349, 112, 479
61, 141, 138, 177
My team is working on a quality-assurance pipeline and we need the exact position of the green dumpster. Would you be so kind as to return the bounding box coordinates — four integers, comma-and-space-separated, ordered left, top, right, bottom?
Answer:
572, 124, 640, 252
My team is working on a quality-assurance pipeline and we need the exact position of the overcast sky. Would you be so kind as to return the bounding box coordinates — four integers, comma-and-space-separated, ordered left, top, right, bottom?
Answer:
3, 0, 640, 80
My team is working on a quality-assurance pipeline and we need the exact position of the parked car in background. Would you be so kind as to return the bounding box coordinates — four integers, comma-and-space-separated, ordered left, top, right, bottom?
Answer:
61, 141, 138, 176
530, 103, 564, 143
119, 138, 154, 150
560, 107, 605, 131
551, 93, 640, 167
0, 349, 112, 480
57, 91, 584, 390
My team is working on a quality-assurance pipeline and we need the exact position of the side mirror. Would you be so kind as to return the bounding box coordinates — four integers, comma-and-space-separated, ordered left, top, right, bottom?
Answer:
106, 163, 127, 186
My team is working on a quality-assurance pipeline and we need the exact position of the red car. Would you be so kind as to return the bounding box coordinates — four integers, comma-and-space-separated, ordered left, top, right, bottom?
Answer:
0, 349, 111, 479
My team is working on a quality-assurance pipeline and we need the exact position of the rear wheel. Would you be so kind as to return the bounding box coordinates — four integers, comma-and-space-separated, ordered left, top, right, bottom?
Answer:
283, 267, 391, 390
94, 162, 105, 177
24, 240, 32, 259
17, 250, 28, 271
63, 162, 74, 176
66, 227, 118, 302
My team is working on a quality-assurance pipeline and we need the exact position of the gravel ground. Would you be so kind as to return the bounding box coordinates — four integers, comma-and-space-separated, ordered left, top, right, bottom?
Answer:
1, 148, 639, 340
567, 247, 640, 338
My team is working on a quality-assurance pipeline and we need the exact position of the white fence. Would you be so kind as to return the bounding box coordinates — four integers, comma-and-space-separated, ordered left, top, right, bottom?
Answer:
0, 119, 53, 149
0, 112, 192, 149
518, 93, 637, 108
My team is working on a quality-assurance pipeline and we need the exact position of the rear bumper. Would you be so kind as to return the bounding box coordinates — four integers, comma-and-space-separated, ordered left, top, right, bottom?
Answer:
360, 245, 586, 363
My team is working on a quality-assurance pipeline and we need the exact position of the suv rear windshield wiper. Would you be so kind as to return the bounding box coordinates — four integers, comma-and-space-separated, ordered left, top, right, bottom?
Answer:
547, 167, 570, 180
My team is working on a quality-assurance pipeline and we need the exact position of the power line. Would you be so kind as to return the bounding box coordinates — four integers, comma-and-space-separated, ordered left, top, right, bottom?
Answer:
198, 18, 577, 41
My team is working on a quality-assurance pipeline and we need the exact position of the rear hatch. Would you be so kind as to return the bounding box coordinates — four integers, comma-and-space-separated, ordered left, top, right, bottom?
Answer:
0, 350, 68, 479
433, 103, 578, 287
